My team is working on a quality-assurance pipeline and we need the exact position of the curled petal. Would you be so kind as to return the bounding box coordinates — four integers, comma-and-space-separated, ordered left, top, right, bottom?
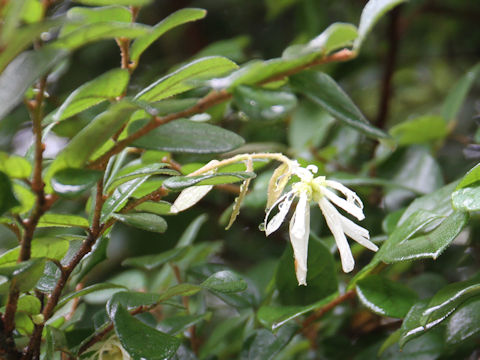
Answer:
322, 187, 365, 221
339, 215, 378, 252
325, 180, 363, 209
170, 185, 213, 213
319, 197, 355, 272
289, 192, 310, 286
265, 191, 295, 236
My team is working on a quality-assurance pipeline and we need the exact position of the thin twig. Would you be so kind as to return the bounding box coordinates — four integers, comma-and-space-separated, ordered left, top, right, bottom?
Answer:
302, 290, 356, 329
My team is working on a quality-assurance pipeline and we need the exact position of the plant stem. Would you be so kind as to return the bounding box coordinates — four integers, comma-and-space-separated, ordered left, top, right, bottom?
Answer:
302, 290, 356, 329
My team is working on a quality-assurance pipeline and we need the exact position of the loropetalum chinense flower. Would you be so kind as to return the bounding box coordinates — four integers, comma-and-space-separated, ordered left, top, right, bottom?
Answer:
265, 162, 378, 285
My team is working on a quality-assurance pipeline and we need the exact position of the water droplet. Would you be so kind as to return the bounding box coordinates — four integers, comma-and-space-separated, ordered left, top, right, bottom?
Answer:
258, 222, 265, 231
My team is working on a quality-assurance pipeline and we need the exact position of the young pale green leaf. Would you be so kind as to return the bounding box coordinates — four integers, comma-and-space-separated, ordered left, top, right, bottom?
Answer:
290, 71, 389, 139
445, 297, 480, 345
132, 200, 172, 215
37, 213, 90, 228
257, 293, 337, 331
201, 270, 248, 293
157, 283, 202, 302
354, 0, 407, 49
452, 186, 480, 212
73, 0, 153, 5
46, 68, 130, 123
442, 62, 480, 122
0, 153, 32, 178
0, 258, 47, 292
130, 119, 245, 153
45, 101, 137, 192
53, 22, 151, 50
112, 305, 181, 360
0, 47, 66, 121
112, 212, 167, 233
390, 115, 449, 145
51, 168, 103, 198
276, 237, 338, 306
420, 274, 480, 327
135, 56, 238, 102
0, 0, 29, 44
356, 275, 418, 318
240, 324, 297, 360
56, 283, 126, 310
380, 211, 468, 263
0, 238, 70, 266
456, 163, 480, 189
233, 85, 297, 121
122, 247, 188, 270
130, 8, 207, 63
0, 172, 20, 215
64, 5, 132, 31
163, 172, 255, 191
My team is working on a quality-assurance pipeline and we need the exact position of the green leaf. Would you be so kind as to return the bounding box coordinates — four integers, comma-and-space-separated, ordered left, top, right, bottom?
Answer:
446, 297, 480, 345
158, 313, 211, 335
0, 47, 66, 121
275, 236, 338, 306
122, 247, 188, 270
133, 200, 172, 215
112, 212, 167, 233
45, 101, 137, 192
51, 168, 103, 198
130, 119, 245, 153
456, 163, 480, 189
53, 22, 151, 50
0, 258, 47, 292
112, 305, 181, 360
73, 0, 153, 5
420, 274, 480, 328
177, 214, 208, 247
130, 8, 207, 63
0, 153, 32, 178
72, 234, 109, 283
163, 172, 255, 191
56, 283, 126, 310
107, 291, 159, 318
240, 324, 297, 360
354, 0, 407, 49
135, 56, 238, 102
452, 186, 480, 212
356, 275, 418, 318
380, 211, 468, 263
398, 299, 431, 347
390, 115, 449, 145
37, 213, 89, 228
201, 270, 248, 293
442, 62, 480, 122
0, 171, 20, 215
63, 5, 133, 34
290, 71, 389, 139
157, 283, 202, 302
46, 68, 130, 123
0, 238, 69, 266
107, 163, 178, 191
257, 293, 337, 331
233, 85, 297, 121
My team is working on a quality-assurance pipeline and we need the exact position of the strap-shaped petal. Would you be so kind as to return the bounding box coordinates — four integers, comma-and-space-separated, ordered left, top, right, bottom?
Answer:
339, 215, 378, 252
322, 187, 365, 220
325, 180, 363, 209
265, 191, 296, 236
319, 197, 355, 272
289, 192, 310, 286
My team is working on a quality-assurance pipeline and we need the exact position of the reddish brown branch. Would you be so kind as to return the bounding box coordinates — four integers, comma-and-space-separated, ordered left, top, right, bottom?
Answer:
302, 290, 356, 329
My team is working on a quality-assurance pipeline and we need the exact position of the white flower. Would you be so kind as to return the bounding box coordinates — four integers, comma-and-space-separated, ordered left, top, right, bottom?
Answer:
264, 163, 378, 285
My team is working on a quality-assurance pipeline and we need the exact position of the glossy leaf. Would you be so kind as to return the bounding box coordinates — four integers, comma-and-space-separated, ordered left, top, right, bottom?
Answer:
37, 213, 89, 228
51, 168, 103, 198
399, 300, 434, 347
56, 283, 126, 310
0, 238, 69, 266
276, 237, 338, 306
107, 291, 159, 318
0, 171, 20, 215
240, 324, 297, 360
163, 172, 255, 191
130, 8, 207, 63
112, 305, 181, 360
107, 163, 178, 191
46, 101, 137, 192
442, 62, 480, 122
130, 119, 245, 153
135, 56, 238, 102
354, 0, 407, 49
445, 297, 480, 345
122, 247, 188, 270
356, 275, 418, 318
307, 22, 358, 55
233, 85, 297, 121
290, 71, 389, 139
0, 258, 47, 292
390, 115, 448, 145
46, 68, 130, 123
420, 274, 480, 327
452, 186, 480, 212
133, 200, 172, 215
201, 270, 248, 293
456, 163, 480, 189
72, 234, 109, 283
159, 313, 211, 335
157, 283, 202, 302
112, 212, 167, 233
0, 47, 66, 121
380, 211, 468, 263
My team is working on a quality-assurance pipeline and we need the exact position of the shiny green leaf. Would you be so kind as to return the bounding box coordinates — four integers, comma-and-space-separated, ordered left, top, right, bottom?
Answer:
456, 163, 480, 189
135, 56, 238, 102
159, 313, 211, 335
446, 297, 480, 345
56, 283, 126, 310
163, 172, 255, 191
112, 212, 167, 233
390, 115, 448, 145
51, 168, 103, 198
37, 213, 89, 228
0, 238, 69, 266
157, 283, 202, 302
356, 275, 418, 318
130, 119, 245, 153
452, 186, 480, 211
107, 291, 159, 318
130, 8, 207, 63
240, 324, 297, 360
133, 200, 172, 215
290, 71, 388, 139
201, 270, 248, 293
